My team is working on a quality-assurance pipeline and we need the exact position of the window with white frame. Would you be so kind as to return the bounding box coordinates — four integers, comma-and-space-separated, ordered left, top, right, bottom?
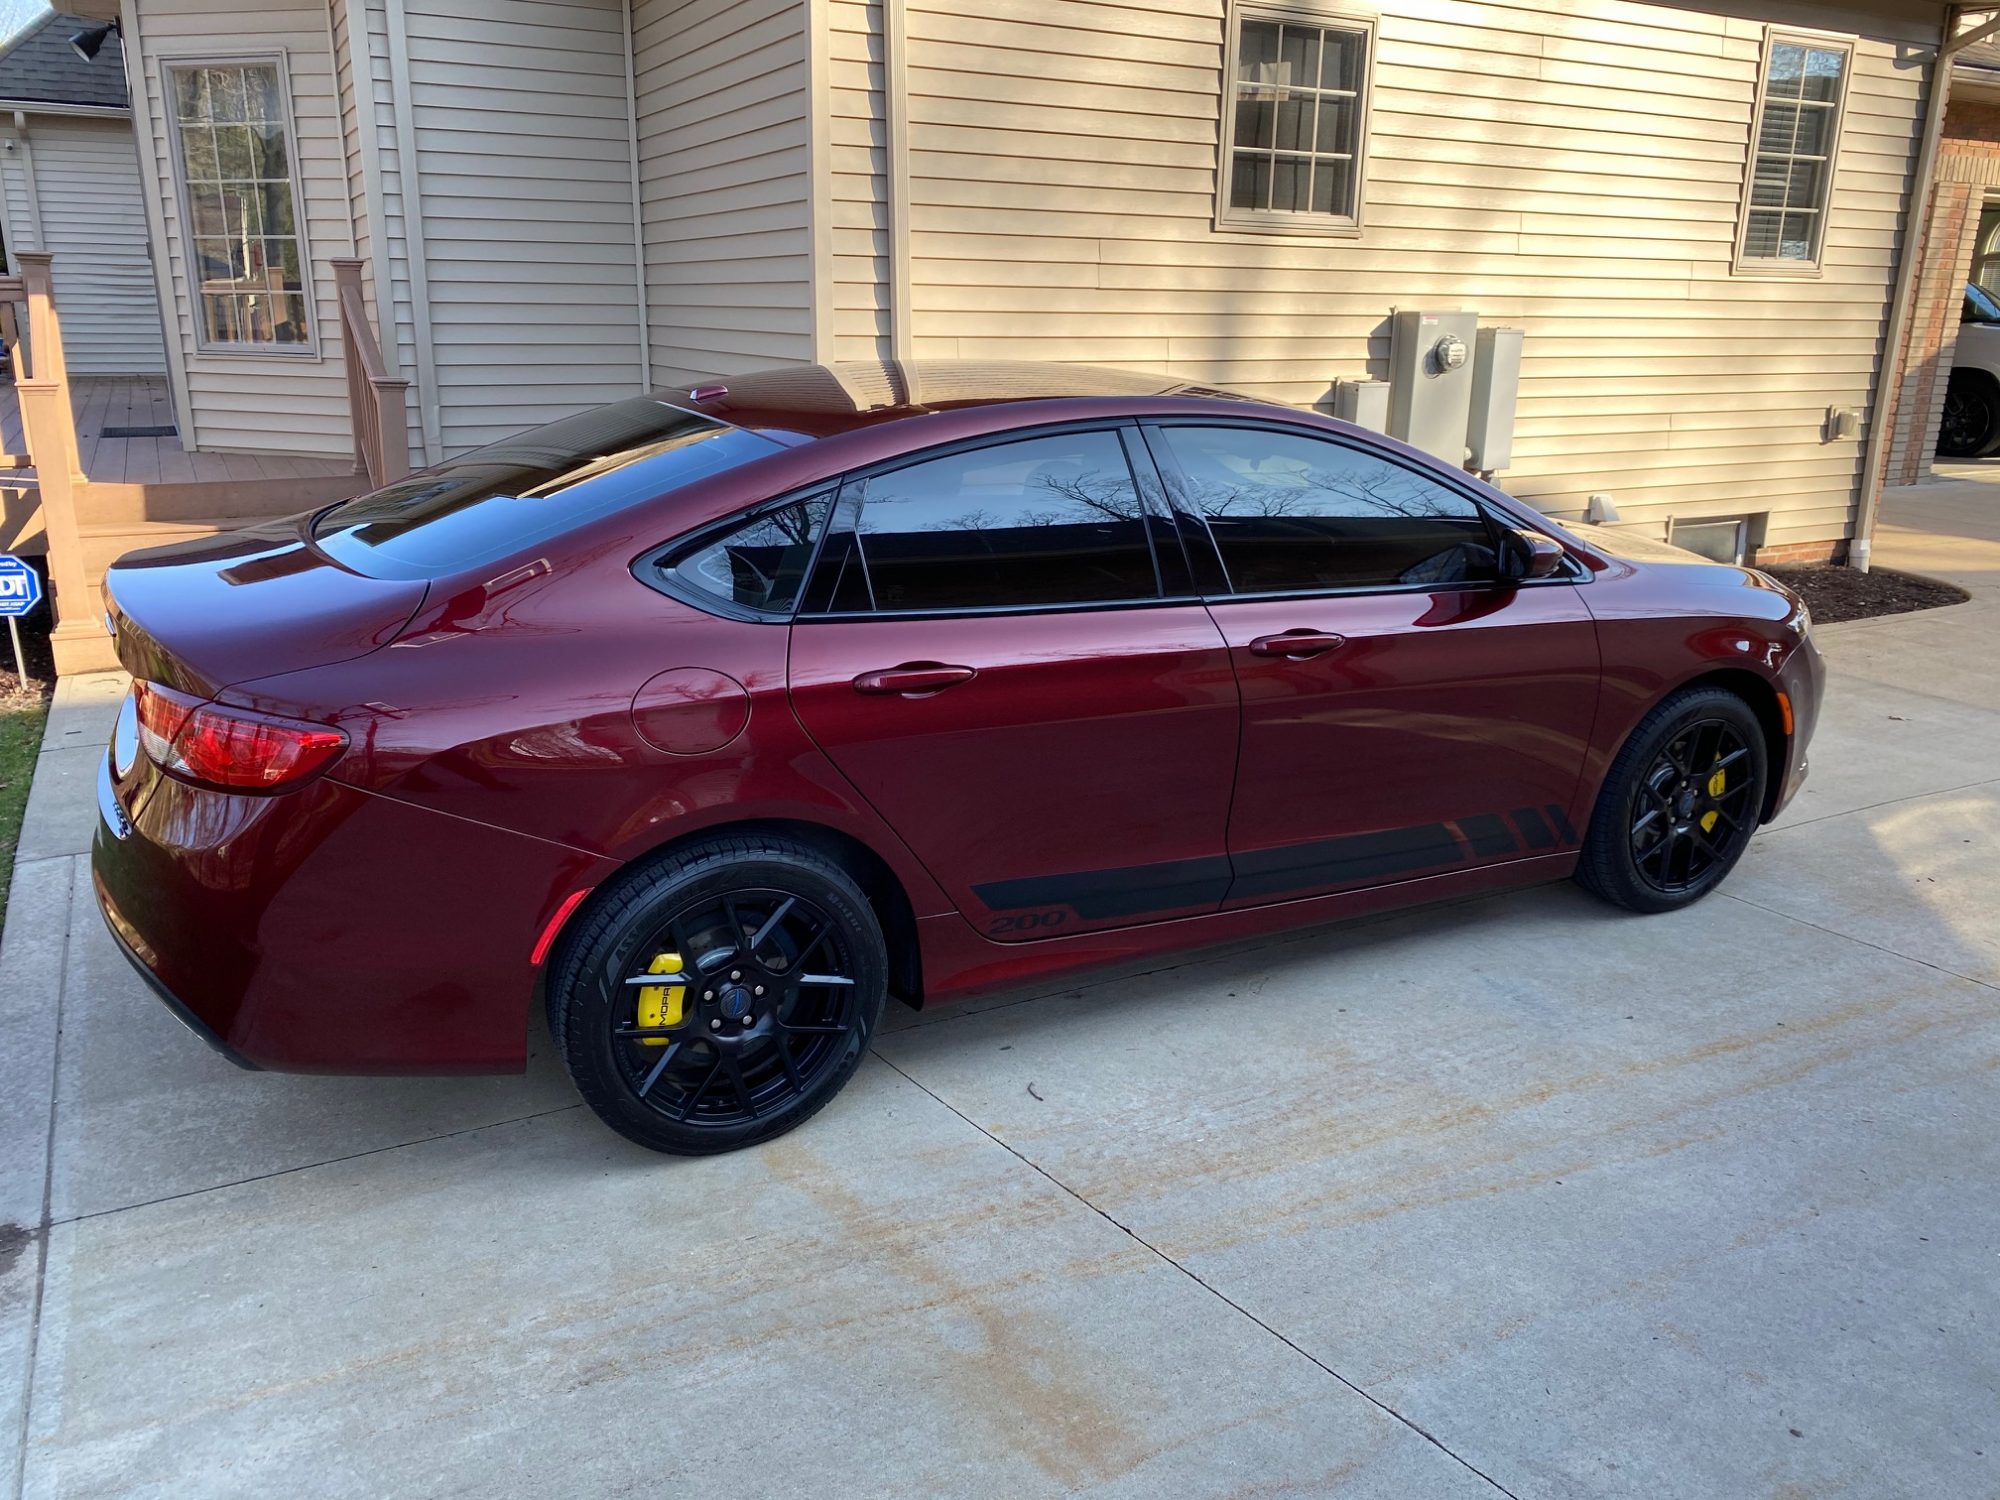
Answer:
166, 60, 313, 350
1738, 34, 1852, 271
1218, 4, 1374, 233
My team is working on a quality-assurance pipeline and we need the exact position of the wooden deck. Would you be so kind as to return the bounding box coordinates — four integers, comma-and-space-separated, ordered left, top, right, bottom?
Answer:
1, 375, 359, 487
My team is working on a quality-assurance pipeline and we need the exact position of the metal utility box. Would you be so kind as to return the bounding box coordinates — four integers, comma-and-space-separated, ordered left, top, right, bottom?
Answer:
1387, 309, 1479, 463
1333, 378, 1390, 433
1466, 326, 1525, 474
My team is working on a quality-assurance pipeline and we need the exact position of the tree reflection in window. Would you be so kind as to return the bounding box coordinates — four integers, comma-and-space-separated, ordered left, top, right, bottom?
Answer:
849, 431, 1158, 610
1158, 426, 1495, 592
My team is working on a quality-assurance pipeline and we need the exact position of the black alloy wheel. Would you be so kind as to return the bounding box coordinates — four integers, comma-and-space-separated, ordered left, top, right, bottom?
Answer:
552, 835, 887, 1153
1575, 686, 1769, 913
1627, 718, 1758, 894
1939, 370, 2000, 459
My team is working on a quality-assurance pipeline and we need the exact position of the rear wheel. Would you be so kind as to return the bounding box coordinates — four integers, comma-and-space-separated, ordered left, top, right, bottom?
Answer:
550, 835, 886, 1154
1939, 369, 2000, 459
1575, 687, 1767, 914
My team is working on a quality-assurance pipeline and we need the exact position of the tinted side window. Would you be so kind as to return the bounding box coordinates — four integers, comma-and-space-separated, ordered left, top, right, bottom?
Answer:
666, 493, 831, 616
846, 430, 1158, 611
1157, 425, 1494, 593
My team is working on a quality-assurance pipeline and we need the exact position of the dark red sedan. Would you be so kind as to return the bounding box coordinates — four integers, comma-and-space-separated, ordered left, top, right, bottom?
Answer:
93, 362, 1823, 1153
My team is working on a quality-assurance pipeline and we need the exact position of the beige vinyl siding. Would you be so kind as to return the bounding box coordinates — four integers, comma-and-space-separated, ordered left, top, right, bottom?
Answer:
829, 0, 890, 361
399, 0, 643, 454
0, 126, 35, 260
897, 0, 1934, 550
17, 117, 169, 376
633, 0, 815, 384
331, 0, 364, 268
124, 0, 357, 456
346, 0, 427, 464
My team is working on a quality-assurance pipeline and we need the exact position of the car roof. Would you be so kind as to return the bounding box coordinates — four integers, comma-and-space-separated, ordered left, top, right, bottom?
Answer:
662, 360, 1277, 441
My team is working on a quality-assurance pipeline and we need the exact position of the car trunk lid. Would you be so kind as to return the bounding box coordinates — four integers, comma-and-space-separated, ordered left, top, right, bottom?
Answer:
105, 516, 430, 699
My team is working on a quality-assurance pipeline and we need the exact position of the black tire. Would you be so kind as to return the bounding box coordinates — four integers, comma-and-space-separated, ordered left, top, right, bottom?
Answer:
1938, 369, 2000, 459
1574, 686, 1768, 914
549, 834, 887, 1154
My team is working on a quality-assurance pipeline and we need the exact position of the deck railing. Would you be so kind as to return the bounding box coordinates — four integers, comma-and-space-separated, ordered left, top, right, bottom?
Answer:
3, 254, 93, 643
333, 259, 412, 489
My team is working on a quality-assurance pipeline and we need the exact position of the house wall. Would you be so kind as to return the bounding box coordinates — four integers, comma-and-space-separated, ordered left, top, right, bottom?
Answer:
1881, 89, 2000, 489
331, 0, 645, 462
117, 0, 358, 456
340, 0, 427, 465
859, 0, 1936, 557
0, 113, 168, 378
632, 0, 816, 384
828, 0, 890, 362
396, 0, 644, 454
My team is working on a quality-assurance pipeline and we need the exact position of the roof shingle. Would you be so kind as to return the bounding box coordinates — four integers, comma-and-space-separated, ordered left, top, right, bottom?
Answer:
0, 11, 128, 110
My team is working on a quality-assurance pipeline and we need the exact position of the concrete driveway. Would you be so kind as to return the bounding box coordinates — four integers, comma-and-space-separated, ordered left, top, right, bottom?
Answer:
4, 486, 1997, 1499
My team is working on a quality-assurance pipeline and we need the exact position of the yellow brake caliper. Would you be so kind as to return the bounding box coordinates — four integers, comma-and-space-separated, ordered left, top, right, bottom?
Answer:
635, 952, 687, 1045
1701, 764, 1727, 834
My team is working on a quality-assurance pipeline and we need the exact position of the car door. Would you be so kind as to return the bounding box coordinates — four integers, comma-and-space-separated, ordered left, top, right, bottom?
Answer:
1143, 419, 1601, 909
787, 425, 1242, 940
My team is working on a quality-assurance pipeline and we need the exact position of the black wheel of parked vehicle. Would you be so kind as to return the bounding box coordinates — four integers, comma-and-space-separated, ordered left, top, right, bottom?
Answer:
550, 834, 887, 1154
1939, 369, 2000, 459
1574, 687, 1767, 914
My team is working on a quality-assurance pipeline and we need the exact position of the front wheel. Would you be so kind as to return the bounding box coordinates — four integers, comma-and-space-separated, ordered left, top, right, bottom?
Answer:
550, 835, 887, 1154
1575, 687, 1768, 914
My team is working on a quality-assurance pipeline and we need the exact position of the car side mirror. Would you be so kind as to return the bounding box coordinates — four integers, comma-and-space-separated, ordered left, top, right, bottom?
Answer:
1497, 528, 1566, 582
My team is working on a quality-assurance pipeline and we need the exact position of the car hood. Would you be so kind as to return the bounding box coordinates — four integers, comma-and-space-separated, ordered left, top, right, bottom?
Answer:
105, 516, 430, 699
1564, 521, 1802, 616
1562, 521, 1727, 567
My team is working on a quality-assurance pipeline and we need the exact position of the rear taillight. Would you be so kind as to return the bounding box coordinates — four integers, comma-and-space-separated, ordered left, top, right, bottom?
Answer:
132, 681, 347, 792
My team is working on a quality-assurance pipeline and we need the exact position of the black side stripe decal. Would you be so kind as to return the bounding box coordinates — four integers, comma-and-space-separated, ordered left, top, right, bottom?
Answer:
1547, 803, 1580, 845
1227, 823, 1465, 901
1511, 806, 1557, 851
1455, 813, 1519, 860
974, 804, 1580, 919
974, 855, 1233, 920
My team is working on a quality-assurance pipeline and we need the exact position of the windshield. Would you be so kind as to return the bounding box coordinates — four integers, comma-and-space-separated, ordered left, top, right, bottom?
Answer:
1966, 283, 2000, 324
312, 398, 779, 578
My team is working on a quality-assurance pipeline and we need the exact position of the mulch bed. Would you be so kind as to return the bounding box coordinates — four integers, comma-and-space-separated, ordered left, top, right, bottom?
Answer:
1761, 564, 1970, 626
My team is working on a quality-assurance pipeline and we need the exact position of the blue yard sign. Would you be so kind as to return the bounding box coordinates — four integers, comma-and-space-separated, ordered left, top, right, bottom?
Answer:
0, 554, 40, 682
0, 555, 42, 618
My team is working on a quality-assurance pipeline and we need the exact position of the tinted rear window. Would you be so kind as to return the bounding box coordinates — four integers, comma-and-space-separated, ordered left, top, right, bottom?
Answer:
311, 399, 776, 577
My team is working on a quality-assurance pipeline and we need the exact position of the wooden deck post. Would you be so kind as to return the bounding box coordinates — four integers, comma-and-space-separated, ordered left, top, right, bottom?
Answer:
10, 252, 102, 665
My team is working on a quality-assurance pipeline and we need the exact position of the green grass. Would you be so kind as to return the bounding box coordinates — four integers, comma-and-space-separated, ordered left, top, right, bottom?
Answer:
0, 693, 49, 930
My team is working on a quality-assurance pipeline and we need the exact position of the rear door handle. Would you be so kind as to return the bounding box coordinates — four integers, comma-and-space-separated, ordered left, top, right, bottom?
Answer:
1247, 631, 1346, 660
853, 663, 977, 696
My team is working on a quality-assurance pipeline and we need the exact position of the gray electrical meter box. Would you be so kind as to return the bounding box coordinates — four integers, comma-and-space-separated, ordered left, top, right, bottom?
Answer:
1387, 309, 1479, 463
1467, 326, 1525, 474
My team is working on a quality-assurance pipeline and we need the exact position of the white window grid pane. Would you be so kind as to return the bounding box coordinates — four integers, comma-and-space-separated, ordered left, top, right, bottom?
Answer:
171, 63, 309, 345
1229, 18, 1364, 219
1742, 42, 1846, 264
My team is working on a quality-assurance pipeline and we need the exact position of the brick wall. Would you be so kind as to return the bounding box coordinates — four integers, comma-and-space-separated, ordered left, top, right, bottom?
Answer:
1752, 538, 1849, 566
1880, 97, 2000, 488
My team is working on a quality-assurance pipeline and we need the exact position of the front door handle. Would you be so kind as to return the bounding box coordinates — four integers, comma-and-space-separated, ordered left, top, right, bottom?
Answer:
853, 662, 977, 696
1248, 631, 1346, 660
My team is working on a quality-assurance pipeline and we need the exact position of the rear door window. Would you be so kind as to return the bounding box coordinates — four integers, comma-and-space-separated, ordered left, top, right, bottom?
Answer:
808, 429, 1160, 613
312, 398, 777, 578
1153, 424, 1497, 593
661, 493, 833, 616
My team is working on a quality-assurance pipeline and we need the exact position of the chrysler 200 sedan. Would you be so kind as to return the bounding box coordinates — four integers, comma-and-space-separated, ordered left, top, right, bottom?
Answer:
93, 362, 1823, 1153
